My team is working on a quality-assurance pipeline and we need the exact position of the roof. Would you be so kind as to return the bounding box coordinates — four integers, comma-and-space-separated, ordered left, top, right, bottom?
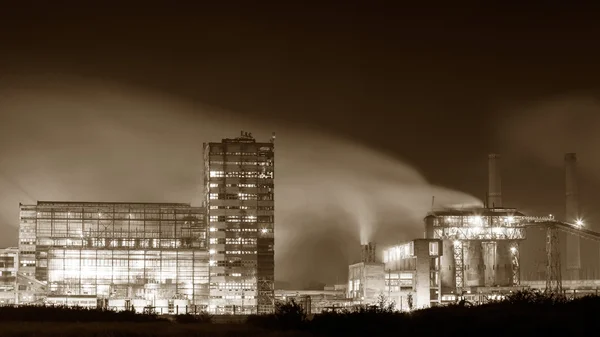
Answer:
426, 207, 527, 218
32, 201, 196, 208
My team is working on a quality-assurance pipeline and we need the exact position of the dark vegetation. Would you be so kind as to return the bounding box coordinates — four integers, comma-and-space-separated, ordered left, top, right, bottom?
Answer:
0, 290, 597, 336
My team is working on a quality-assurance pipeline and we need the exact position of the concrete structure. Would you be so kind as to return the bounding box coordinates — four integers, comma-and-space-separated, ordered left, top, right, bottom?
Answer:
204, 131, 275, 315
18, 201, 208, 312
565, 153, 581, 279
383, 239, 442, 310
0, 248, 18, 305
347, 261, 386, 305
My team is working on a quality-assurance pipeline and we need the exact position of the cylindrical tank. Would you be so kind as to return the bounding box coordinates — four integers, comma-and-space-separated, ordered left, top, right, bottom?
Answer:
174, 299, 190, 314
482, 242, 497, 286
496, 241, 512, 286
440, 240, 456, 292
464, 241, 484, 287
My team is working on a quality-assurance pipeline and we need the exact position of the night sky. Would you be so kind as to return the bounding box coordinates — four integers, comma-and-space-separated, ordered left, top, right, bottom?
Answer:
1, 3, 600, 287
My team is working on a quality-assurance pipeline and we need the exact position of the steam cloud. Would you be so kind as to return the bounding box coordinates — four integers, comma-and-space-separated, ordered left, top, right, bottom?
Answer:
0, 75, 481, 287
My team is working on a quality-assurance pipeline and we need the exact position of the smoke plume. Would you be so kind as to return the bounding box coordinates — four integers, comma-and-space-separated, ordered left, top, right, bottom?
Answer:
0, 75, 481, 286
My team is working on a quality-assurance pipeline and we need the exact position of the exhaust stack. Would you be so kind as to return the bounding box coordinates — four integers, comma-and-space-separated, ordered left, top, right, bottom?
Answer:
487, 154, 502, 208
565, 153, 581, 275
361, 242, 376, 264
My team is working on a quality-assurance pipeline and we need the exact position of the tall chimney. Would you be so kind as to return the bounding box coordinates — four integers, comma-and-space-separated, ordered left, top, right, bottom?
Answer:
361, 242, 376, 263
487, 154, 502, 208
565, 153, 581, 275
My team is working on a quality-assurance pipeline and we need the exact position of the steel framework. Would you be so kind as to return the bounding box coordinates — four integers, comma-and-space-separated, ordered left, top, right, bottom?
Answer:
545, 226, 562, 293
509, 241, 520, 286
453, 241, 464, 292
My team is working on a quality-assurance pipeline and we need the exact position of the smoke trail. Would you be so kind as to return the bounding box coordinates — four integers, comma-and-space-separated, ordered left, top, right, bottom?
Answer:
0, 74, 482, 285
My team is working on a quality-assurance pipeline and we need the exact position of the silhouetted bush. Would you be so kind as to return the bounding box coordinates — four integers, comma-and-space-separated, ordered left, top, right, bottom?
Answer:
247, 299, 307, 330
0, 291, 599, 336
0, 305, 163, 322
173, 311, 213, 324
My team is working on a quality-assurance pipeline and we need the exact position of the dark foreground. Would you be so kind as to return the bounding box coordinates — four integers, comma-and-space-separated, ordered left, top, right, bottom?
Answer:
0, 291, 597, 336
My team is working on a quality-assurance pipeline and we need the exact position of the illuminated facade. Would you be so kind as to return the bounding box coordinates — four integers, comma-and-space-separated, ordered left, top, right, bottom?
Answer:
18, 202, 208, 313
382, 239, 442, 310
424, 208, 525, 292
0, 248, 18, 305
204, 131, 275, 315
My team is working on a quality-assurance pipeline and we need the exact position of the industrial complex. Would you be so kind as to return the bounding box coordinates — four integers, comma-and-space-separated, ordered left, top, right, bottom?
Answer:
1, 130, 600, 315
346, 153, 600, 311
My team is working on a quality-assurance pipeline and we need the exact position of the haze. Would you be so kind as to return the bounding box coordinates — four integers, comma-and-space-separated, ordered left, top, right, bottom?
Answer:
0, 76, 481, 287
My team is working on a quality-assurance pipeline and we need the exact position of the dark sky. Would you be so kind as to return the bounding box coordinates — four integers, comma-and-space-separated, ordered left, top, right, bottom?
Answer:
1, 3, 600, 286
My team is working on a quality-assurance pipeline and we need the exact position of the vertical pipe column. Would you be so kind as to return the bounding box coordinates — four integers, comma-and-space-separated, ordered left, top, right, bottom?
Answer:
465, 241, 484, 287
482, 242, 496, 286
441, 240, 456, 292
487, 154, 502, 208
495, 241, 513, 286
565, 153, 581, 279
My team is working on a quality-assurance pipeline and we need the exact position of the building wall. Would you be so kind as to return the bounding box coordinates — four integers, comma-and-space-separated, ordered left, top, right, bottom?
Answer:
204, 133, 275, 315
18, 202, 208, 308
348, 262, 385, 304
0, 248, 18, 305
382, 239, 442, 310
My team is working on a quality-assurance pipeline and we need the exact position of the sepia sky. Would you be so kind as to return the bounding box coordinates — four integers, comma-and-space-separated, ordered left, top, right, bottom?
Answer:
1, 3, 600, 286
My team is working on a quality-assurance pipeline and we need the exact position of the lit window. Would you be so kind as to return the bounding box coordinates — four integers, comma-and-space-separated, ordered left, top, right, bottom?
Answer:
209, 227, 217, 232
210, 171, 224, 178
429, 242, 439, 256
209, 193, 218, 200
210, 183, 219, 188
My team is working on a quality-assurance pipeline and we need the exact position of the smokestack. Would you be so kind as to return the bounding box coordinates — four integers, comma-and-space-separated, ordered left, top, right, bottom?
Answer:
361, 242, 376, 263
565, 153, 581, 274
487, 154, 502, 208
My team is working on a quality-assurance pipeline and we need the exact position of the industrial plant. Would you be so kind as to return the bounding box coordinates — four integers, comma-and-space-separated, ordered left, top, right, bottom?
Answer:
346, 153, 600, 311
2, 129, 600, 316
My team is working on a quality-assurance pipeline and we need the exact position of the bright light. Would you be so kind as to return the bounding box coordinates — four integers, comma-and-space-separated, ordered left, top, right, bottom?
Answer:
209, 260, 216, 266
510, 247, 517, 253
261, 228, 268, 234
209, 249, 215, 255
209, 227, 217, 232
470, 216, 482, 226
453, 240, 461, 246
576, 219, 584, 226
506, 216, 514, 223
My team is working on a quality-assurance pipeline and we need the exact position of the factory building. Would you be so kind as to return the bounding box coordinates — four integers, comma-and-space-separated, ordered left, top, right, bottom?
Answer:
347, 240, 443, 311
18, 202, 208, 313
347, 243, 385, 306
203, 131, 275, 315
383, 239, 442, 310
0, 248, 18, 305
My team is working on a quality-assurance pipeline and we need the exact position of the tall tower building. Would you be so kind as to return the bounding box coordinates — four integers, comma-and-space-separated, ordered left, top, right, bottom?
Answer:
204, 131, 275, 314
